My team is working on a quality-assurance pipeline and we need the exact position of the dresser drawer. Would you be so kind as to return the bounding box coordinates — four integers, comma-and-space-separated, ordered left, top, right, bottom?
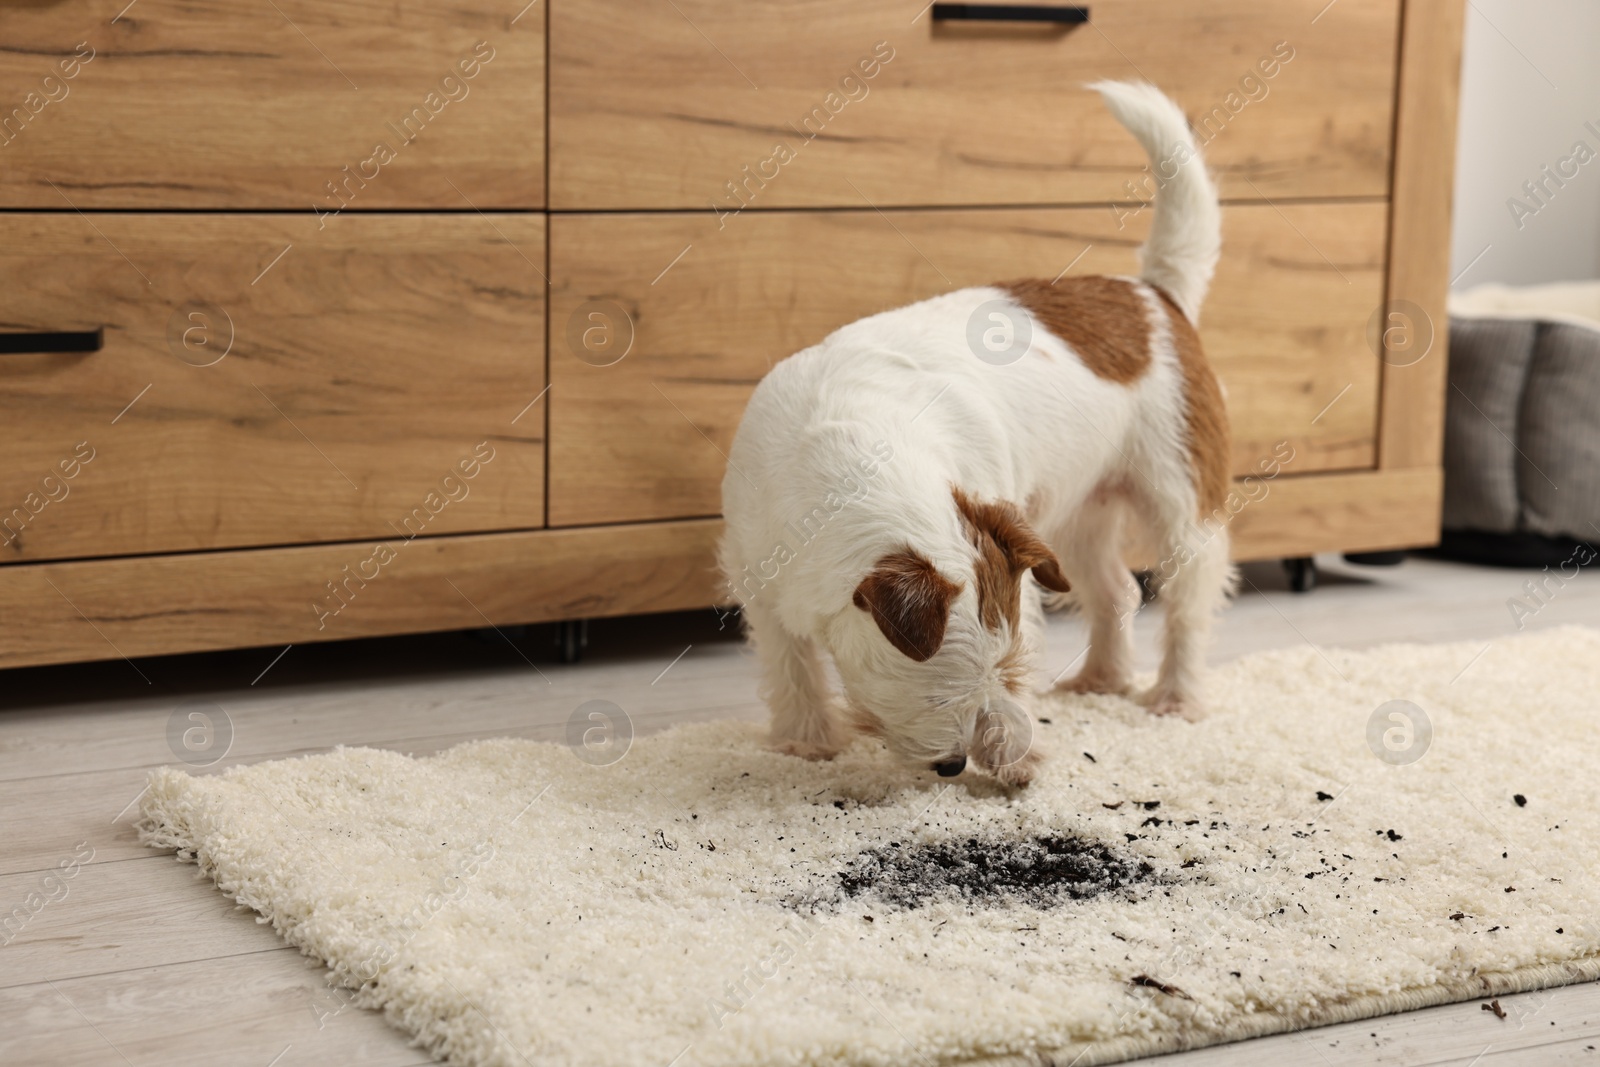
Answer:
0, 2, 542, 209
0, 215, 545, 562
550, 0, 1398, 210
549, 203, 1385, 526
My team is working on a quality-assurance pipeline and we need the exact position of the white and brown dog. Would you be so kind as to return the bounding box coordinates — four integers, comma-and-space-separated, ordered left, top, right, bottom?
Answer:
719, 82, 1231, 786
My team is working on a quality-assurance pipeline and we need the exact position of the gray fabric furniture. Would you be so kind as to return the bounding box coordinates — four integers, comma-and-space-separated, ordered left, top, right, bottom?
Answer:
1444, 283, 1600, 549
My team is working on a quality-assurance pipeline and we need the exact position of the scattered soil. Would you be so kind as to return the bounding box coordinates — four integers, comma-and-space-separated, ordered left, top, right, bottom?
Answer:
1131, 974, 1193, 1000
831, 834, 1158, 911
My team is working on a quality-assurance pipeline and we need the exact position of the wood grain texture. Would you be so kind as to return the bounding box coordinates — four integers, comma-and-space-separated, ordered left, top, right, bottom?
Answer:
549, 203, 1386, 527
0, 466, 1439, 670
0, 0, 543, 208
0, 213, 545, 562
0, 671, 760, 795
549, 0, 1399, 209
0, 952, 437, 1066
1377, 0, 1467, 475
1224, 466, 1442, 560
0, 520, 723, 669
0, 857, 285, 984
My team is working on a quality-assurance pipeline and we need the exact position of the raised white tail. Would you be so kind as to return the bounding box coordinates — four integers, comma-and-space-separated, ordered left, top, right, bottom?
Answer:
1090, 80, 1221, 324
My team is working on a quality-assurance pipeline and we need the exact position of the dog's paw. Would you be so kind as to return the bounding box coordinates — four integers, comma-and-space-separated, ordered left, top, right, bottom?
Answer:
1138, 689, 1206, 722
1056, 669, 1131, 697
989, 749, 1043, 788
773, 739, 843, 761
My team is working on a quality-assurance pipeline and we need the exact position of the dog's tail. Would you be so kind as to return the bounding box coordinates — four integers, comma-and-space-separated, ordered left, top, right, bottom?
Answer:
1090, 80, 1220, 323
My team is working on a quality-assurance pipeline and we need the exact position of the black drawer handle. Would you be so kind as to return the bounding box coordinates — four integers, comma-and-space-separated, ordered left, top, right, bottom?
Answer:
931, 3, 1089, 22
0, 328, 103, 355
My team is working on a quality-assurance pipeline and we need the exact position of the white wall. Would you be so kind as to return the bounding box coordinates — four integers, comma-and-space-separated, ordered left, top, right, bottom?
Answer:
1450, 0, 1600, 288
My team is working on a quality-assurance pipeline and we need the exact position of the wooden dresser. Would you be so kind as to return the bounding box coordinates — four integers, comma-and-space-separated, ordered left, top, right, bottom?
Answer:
0, 0, 1464, 668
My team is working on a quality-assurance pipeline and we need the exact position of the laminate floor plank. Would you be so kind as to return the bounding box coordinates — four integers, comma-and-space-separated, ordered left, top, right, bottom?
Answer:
0, 951, 437, 1067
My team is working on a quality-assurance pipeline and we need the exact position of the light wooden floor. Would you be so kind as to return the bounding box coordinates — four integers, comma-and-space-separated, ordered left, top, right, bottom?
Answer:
3, 554, 1599, 1066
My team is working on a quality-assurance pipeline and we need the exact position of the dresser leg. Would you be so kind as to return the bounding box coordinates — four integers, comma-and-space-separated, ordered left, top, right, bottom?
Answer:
1282, 557, 1318, 594
556, 619, 588, 664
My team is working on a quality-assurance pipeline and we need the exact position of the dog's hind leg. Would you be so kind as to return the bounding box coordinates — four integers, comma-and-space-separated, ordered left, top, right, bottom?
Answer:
745, 604, 848, 760
1140, 506, 1232, 720
1054, 489, 1139, 697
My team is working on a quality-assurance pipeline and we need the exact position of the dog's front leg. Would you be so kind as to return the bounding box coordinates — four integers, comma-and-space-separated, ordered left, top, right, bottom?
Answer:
746, 605, 848, 760
1054, 497, 1137, 697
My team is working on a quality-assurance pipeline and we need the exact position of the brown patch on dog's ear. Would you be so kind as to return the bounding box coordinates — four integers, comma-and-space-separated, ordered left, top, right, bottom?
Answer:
852, 550, 962, 662
952, 488, 1071, 632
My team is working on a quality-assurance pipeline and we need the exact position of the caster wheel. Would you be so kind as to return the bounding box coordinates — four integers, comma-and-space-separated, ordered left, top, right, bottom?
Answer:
1283, 557, 1317, 593
1343, 550, 1407, 567
556, 619, 588, 664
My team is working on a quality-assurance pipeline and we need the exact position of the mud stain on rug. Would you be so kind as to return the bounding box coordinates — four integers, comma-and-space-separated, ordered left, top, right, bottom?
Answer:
825, 834, 1164, 911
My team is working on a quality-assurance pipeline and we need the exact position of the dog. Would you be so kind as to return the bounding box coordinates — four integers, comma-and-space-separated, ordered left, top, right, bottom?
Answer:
719, 81, 1231, 786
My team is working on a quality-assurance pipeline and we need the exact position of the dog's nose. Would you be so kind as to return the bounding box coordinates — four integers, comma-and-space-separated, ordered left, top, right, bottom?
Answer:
932, 756, 967, 777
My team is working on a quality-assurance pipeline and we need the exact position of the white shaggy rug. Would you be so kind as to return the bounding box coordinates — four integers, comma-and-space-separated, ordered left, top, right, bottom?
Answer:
140, 628, 1600, 1067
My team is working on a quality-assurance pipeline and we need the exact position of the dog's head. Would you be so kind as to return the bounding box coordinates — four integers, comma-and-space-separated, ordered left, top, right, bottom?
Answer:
826, 488, 1069, 785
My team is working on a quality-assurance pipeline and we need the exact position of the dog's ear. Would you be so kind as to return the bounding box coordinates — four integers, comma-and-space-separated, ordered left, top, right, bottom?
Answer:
952, 488, 1071, 594
852, 550, 963, 662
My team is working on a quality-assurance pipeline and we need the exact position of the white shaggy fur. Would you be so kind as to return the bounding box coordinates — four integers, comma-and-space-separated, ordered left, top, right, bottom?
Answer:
719, 82, 1229, 781
140, 629, 1600, 1067
1093, 80, 1222, 324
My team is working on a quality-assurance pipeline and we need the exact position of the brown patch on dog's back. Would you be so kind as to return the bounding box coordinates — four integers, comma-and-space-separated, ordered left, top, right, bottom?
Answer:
853, 550, 963, 662
1155, 289, 1230, 516
952, 488, 1071, 636
1000, 276, 1152, 383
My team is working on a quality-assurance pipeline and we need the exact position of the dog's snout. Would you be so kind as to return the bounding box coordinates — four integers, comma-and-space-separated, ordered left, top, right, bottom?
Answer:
932, 756, 967, 777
